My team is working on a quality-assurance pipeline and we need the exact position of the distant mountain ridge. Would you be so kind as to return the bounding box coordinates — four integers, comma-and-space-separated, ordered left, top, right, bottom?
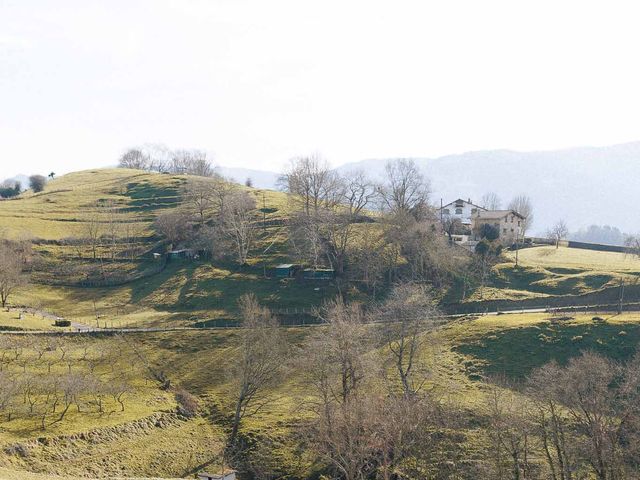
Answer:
216, 142, 640, 235
217, 166, 280, 189
337, 142, 640, 235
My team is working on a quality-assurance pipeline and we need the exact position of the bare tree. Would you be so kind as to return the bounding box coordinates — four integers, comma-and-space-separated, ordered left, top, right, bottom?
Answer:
379, 159, 430, 219
181, 178, 217, 226
281, 154, 341, 215
377, 283, 441, 397
443, 216, 464, 244
485, 379, 534, 480
346, 231, 388, 298
228, 294, 286, 449
0, 371, 17, 421
508, 195, 534, 237
625, 235, 640, 259
526, 362, 576, 480
304, 298, 379, 480
118, 148, 150, 170
481, 192, 502, 210
171, 149, 215, 177
82, 211, 102, 260
324, 170, 377, 274
547, 220, 569, 249
219, 192, 258, 265
0, 242, 27, 308
153, 210, 191, 249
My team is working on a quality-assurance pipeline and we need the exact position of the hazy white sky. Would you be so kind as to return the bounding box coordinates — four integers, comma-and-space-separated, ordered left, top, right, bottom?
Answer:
2, 0, 640, 178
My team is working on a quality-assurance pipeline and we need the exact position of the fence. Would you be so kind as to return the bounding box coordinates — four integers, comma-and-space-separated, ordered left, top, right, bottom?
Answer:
526, 237, 627, 253
442, 282, 639, 315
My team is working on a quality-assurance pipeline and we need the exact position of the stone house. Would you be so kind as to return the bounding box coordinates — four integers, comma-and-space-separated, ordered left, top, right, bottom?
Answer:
471, 209, 525, 244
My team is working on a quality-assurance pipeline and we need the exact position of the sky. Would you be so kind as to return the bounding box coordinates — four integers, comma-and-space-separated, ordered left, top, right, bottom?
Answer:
2, 0, 640, 178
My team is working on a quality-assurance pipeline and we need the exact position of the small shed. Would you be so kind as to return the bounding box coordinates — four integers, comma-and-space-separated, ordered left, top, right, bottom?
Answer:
197, 471, 237, 480
275, 263, 299, 278
168, 249, 194, 260
302, 268, 335, 280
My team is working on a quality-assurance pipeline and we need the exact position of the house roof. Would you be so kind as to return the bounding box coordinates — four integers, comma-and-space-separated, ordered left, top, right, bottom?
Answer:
441, 198, 486, 211
474, 209, 525, 220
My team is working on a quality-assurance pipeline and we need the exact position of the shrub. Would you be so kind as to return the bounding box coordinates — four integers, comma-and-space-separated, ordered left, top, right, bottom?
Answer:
175, 388, 199, 418
29, 175, 47, 193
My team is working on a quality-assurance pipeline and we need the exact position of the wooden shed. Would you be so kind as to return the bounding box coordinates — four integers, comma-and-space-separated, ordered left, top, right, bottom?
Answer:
302, 268, 335, 280
275, 263, 299, 278
168, 249, 195, 260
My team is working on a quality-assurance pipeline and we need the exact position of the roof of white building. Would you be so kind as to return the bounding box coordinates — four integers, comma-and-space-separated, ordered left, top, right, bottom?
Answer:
441, 198, 486, 210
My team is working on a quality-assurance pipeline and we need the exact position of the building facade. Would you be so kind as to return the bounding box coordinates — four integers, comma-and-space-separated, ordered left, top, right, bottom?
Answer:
440, 198, 486, 226
471, 209, 525, 244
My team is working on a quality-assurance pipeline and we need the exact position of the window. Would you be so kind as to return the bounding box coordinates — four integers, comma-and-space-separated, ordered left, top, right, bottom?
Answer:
471, 208, 477, 213
455, 208, 462, 214
443, 208, 450, 214
511, 217, 514, 223
503, 228, 507, 234
511, 228, 514, 233
518, 221, 521, 226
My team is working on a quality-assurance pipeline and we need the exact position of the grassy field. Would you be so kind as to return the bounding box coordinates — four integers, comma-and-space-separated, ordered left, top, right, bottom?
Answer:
10, 261, 341, 329
0, 169, 351, 329
445, 311, 640, 379
455, 245, 640, 303
3, 310, 639, 478
0, 310, 64, 331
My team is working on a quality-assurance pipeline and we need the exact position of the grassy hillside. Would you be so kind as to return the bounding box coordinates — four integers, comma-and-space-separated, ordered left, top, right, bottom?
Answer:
2, 169, 638, 329
3, 168, 640, 479
457, 245, 640, 303
1, 311, 639, 478
0, 169, 348, 328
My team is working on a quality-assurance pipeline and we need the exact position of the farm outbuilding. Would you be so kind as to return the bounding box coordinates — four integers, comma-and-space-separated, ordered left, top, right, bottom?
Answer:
302, 268, 335, 280
275, 263, 300, 278
168, 249, 195, 260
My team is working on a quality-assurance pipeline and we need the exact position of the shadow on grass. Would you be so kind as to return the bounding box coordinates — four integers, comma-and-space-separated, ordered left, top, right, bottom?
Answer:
454, 318, 640, 380
127, 260, 338, 317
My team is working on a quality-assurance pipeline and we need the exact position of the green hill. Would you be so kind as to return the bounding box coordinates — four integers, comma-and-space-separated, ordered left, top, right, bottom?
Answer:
0, 169, 343, 329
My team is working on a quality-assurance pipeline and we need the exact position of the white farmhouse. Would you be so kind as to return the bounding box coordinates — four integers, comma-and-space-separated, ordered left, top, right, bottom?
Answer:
440, 198, 486, 226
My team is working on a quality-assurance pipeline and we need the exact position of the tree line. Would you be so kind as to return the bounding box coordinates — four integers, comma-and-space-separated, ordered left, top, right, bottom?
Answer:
118, 145, 217, 177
